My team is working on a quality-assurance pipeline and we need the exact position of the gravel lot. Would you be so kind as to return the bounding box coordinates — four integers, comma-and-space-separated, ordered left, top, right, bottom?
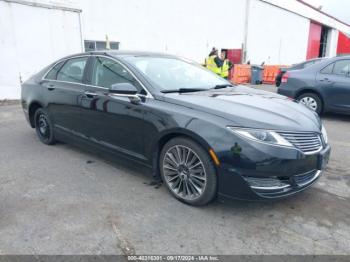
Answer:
0, 88, 350, 255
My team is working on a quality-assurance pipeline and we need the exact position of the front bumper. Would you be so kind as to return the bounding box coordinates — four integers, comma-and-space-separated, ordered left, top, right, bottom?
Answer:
216, 137, 331, 200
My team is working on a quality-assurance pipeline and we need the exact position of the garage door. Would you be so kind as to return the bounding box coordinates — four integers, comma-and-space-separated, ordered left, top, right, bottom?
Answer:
306, 22, 322, 60
0, 1, 82, 99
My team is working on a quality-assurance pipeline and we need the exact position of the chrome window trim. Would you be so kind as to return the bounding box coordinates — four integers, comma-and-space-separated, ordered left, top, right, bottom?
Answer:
42, 54, 153, 99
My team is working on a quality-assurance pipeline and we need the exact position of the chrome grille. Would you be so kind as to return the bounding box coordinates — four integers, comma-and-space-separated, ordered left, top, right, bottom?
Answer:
277, 131, 322, 154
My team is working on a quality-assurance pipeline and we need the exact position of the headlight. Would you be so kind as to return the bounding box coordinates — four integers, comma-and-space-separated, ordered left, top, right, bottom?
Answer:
227, 127, 293, 147
321, 124, 328, 144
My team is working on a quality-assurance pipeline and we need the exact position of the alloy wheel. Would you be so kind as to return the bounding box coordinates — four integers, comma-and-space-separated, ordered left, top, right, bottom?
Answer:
162, 145, 207, 200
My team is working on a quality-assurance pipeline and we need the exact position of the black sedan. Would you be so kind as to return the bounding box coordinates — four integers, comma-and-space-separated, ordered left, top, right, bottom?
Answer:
275, 58, 325, 87
21, 51, 330, 206
278, 56, 350, 115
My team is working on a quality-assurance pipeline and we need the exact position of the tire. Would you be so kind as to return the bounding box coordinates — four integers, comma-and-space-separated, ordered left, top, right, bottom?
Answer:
159, 137, 217, 206
34, 108, 56, 145
297, 93, 323, 114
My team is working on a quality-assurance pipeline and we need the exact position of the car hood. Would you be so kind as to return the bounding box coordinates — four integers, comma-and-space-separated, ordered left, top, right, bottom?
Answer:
161, 85, 321, 132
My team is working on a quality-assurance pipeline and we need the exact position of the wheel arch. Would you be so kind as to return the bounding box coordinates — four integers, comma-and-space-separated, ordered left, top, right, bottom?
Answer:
151, 129, 214, 178
295, 88, 325, 111
28, 101, 44, 128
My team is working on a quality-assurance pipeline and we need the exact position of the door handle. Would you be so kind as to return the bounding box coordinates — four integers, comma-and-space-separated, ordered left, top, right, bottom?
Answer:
47, 84, 55, 91
84, 91, 98, 98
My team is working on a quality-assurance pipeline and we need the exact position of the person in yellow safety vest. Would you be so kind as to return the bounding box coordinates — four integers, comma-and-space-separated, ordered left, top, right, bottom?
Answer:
220, 51, 233, 79
205, 47, 222, 75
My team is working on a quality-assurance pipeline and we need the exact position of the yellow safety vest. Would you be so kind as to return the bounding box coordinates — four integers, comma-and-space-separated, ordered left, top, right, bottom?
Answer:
206, 55, 221, 75
221, 60, 230, 78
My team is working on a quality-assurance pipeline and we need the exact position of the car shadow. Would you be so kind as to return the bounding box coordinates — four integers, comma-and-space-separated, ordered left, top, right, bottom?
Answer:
321, 112, 350, 121
57, 140, 154, 179
55, 140, 330, 211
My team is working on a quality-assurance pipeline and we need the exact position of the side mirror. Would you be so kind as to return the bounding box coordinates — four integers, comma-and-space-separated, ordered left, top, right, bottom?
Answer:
109, 83, 141, 104
109, 83, 138, 95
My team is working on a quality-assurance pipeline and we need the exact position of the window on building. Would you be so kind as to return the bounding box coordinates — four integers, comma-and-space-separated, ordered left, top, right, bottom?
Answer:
333, 60, 350, 76
91, 57, 140, 90
57, 57, 88, 84
84, 40, 119, 52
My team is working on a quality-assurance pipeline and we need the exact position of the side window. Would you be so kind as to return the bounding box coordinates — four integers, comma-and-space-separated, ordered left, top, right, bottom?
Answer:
45, 61, 65, 80
91, 57, 141, 90
57, 57, 88, 84
302, 60, 318, 68
320, 63, 334, 74
333, 60, 350, 76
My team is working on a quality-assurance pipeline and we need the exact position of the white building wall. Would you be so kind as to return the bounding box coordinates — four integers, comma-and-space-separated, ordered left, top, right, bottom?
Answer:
246, 0, 310, 65
76, 0, 247, 63
263, 0, 350, 35
0, 0, 82, 99
326, 29, 339, 57
1, 0, 350, 99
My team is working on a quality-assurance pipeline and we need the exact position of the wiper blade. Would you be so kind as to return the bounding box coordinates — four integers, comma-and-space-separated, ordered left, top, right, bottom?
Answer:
161, 88, 208, 94
213, 84, 234, 89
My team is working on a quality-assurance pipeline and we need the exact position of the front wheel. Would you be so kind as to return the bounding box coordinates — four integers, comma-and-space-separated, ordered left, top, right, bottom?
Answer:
34, 108, 56, 145
159, 137, 217, 206
298, 93, 323, 114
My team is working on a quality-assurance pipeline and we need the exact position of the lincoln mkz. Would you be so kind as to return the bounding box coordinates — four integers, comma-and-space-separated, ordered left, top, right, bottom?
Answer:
21, 51, 331, 205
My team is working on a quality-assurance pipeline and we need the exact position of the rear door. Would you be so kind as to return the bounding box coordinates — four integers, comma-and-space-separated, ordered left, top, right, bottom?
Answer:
316, 60, 350, 112
43, 56, 90, 136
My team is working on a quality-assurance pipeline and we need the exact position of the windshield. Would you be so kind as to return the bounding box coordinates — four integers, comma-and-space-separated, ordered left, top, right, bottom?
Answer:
123, 56, 229, 91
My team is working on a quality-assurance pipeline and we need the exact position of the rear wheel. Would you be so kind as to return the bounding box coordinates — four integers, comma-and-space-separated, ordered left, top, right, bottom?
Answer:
34, 108, 56, 145
298, 93, 322, 114
159, 137, 217, 206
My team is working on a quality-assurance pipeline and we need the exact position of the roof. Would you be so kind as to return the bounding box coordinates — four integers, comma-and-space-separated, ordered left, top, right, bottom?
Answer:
297, 0, 350, 28
54, 50, 177, 63
90, 50, 174, 57
261, 0, 350, 34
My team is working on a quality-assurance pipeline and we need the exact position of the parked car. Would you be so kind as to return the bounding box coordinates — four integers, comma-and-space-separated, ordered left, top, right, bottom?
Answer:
278, 56, 350, 115
21, 51, 330, 206
275, 58, 325, 87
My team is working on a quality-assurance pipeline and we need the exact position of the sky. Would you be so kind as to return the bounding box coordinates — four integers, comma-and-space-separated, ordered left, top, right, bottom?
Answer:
303, 0, 350, 24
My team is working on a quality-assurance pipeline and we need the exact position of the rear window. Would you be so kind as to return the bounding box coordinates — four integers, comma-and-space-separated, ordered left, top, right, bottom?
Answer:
56, 57, 88, 84
333, 60, 350, 76
45, 61, 65, 80
320, 63, 334, 74
320, 60, 350, 76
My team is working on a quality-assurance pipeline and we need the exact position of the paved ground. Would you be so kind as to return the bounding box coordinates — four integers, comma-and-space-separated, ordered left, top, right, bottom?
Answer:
0, 93, 350, 255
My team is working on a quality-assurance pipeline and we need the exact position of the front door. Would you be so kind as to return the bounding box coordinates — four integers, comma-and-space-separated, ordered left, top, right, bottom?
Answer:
79, 56, 149, 162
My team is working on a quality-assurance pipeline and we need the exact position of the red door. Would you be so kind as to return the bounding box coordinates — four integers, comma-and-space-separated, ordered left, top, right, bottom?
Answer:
337, 32, 350, 55
306, 22, 322, 59
226, 49, 242, 64
226, 49, 242, 79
